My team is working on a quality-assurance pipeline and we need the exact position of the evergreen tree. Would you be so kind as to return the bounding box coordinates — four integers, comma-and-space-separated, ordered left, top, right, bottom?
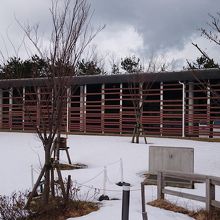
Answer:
121, 56, 142, 73
111, 63, 120, 74
77, 59, 102, 75
0, 55, 48, 79
186, 55, 219, 70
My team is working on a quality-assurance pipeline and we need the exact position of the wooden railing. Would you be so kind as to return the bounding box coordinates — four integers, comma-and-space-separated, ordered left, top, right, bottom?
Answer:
156, 171, 220, 212
141, 171, 220, 220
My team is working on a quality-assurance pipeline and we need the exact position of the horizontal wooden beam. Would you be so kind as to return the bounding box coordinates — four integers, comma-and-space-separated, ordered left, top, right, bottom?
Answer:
163, 189, 206, 203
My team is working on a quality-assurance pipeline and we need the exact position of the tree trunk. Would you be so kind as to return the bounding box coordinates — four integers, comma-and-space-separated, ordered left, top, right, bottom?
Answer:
43, 144, 51, 204
25, 165, 46, 208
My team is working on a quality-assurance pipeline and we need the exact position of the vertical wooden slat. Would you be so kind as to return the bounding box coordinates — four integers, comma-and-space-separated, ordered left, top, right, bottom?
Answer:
9, 88, 13, 130
160, 82, 163, 136
36, 87, 40, 128
79, 86, 84, 132
0, 89, 2, 129
101, 84, 105, 134
83, 85, 87, 133
157, 171, 164, 199
207, 81, 211, 137
120, 83, 123, 134
206, 177, 215, 212
188, 82, 194, 136
66, 87, 71, 134
22, 87, 25, 131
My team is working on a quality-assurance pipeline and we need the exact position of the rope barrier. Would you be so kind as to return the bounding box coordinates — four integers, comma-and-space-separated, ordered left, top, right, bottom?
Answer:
73, 180, 142, 193
31, 158, 142, 193
81, 170, 104, 185
73, 181, 122, 192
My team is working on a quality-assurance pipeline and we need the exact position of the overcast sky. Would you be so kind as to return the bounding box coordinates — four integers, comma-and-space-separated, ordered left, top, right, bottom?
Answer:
0, 0, 220, 70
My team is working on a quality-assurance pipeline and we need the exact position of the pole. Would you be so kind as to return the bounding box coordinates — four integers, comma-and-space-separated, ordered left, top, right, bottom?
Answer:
66, 87, 70, 134
141, 182, 148, 220
31, 165, 34, 188
160, 82, 163, 136
66, 175, 71, 202
98, 166, 109, 201
179, 81, 185, 138
103, 166, 107, 196
122, 183, 130, 220
120, 158, 124, 184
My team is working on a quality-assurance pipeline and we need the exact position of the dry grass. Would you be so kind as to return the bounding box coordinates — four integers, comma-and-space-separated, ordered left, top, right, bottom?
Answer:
148, 199, 220, 220
0, 192, 98, 220
28, 199, 99, 220
58, 163, 88, 170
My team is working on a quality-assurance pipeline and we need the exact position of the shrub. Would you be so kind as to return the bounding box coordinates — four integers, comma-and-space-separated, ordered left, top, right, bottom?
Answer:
0, 192, 32, 220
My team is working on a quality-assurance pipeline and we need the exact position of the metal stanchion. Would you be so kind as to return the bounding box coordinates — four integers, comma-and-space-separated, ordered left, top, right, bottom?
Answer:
141, 182, 148, 220
122, 183, 130, 220
99, 166, 109, 201
117, 158, 125, 186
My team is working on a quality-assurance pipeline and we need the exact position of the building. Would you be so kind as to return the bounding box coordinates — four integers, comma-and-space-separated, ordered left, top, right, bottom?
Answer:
0, 68, 220, 138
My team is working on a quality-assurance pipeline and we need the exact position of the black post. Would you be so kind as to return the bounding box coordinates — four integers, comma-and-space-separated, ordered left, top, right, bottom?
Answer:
66, 175, 71, 202
122, 183, 130, 220
141, 182, 148, 220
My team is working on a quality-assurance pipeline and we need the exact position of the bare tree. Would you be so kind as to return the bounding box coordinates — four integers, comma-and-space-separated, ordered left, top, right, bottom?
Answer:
186, 13, 220, 138
128, 73, 158, 144
14, 0, 104, 208
191, 13, 220, 67
108, 53, 120, 74
124, 56, 166, 143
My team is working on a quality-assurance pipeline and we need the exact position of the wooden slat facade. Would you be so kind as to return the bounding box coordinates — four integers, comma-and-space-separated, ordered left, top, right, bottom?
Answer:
0, 70, 220, 137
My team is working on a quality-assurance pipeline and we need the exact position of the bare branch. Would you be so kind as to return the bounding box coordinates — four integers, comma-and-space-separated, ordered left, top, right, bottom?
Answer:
191, 42, 213, 62
14, 0, 104, 206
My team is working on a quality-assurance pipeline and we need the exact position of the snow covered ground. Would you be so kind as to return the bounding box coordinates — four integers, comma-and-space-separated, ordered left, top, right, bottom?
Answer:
0, 132, 220, 220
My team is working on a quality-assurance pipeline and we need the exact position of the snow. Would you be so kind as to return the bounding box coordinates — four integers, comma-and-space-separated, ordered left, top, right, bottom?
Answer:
0, 132, 220, 220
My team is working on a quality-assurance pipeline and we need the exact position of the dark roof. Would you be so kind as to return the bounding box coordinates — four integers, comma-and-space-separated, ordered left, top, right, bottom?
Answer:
0, 68, 219, 88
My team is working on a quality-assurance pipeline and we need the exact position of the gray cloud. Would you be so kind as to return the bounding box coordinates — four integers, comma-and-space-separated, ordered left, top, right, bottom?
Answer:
92, 0, 220, 54
0, 0, 220, 63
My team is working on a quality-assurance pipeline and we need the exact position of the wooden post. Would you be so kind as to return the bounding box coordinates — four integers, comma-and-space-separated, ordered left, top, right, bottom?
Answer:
9, 88, 12, 130
51, 166, 55, 197
157, 171, 164, 200
206, 177, 215, 212
83, 85, 87, 133
22, 87, 25, 131
26, 165, 46, 208
80, 86, 84, 132
66, 175, 71, 202
66, 87, 71, 134
141, 182, 148, 220
160, 82, 163, 136
188, 82, 194, 136
56, 166, 66, 198
207, 82, 211, 138
37, 87, 41, 128
0, 89, 2, 129
179, 81, 186, 138
101, 84, 105, 134
120, 83, 123, 134
139, 82, 143, 128
65, 148, 72, 164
